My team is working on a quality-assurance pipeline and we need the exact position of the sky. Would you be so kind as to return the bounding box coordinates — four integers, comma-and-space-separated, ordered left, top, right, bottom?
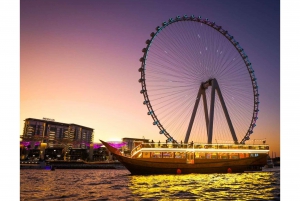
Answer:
19, 0, 280, 155
1, 0, 300, 199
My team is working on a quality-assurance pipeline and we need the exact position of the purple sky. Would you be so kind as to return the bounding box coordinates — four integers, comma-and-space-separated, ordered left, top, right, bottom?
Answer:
20, 0, 280, 155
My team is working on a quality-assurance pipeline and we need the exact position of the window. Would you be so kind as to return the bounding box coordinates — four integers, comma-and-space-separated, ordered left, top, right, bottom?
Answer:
142, 152, 150, 158
229, 153, 239, 159
218, 153, 228, 159
206, 153, 217, 159
195, 152, 205, 159
174, 152, 186, 159
151, 152, 162, 158
162, 152, 173, 158
239, 153, 249, 158
211, 153, 218, 159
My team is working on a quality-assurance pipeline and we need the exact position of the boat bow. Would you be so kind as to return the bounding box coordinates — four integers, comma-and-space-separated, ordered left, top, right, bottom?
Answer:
100, 140, 122, 156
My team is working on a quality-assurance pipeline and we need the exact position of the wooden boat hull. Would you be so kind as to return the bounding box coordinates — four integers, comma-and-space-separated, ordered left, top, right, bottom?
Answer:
113, 153, 267, 174
100, 140, 267, 175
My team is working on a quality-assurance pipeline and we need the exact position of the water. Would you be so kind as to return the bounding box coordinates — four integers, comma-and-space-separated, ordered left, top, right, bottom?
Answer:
20, 167, 280, 200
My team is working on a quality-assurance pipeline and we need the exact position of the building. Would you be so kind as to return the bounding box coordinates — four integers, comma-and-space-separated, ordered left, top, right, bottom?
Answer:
22, 118, 94, 149
44, 147, 64, 161
122, 137, 149, 155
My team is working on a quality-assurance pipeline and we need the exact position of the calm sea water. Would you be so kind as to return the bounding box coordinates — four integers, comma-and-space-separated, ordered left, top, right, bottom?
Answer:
20, 167, 280, 201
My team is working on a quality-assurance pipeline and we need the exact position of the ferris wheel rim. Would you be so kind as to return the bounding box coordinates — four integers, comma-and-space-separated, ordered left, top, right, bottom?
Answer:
138, 15, 259, 144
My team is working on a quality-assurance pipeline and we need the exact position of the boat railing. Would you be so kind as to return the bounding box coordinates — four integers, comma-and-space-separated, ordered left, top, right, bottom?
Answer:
131, 143, 269, 155
131, 144, 143, 156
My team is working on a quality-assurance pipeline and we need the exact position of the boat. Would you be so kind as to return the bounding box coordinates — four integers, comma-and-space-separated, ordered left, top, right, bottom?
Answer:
20, 160, 52, 169
100, 140, 269, 175
266, 158, 274, 168
272, 157, 280, 166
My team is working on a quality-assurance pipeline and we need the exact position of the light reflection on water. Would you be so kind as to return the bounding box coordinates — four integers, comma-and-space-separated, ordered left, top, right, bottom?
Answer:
20, 168, 280, 200
129, 170, 280, 200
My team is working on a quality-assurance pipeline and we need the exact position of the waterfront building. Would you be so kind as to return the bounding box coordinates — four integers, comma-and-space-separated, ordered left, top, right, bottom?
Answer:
69, 148, 89, 161
22, 118, 94, 149
91, 144, 109, 161
26, 149, 40, 160
44, 147, 64, 161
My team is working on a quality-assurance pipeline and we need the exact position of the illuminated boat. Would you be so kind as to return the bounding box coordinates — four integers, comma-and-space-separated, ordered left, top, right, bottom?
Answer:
100, 140, 269, 175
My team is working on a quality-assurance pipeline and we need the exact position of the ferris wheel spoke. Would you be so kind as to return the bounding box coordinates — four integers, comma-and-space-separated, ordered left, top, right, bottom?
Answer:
146, 69, 201, 84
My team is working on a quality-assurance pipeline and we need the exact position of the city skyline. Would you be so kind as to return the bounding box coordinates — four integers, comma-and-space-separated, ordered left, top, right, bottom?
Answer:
20, 1, 280, 156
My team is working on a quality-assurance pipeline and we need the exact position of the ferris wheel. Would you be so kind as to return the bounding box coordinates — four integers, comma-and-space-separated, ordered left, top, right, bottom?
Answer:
138, 15, 259, 144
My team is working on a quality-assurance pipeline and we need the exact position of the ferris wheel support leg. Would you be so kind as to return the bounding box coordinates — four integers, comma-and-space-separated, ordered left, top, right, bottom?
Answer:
215, 81, 238, 144
202, 90, 209, 137
207, 80, 216, 144
184, 85, 203, 143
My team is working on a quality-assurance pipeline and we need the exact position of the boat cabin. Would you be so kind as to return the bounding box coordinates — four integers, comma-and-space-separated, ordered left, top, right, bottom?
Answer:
130, 142, 269, 164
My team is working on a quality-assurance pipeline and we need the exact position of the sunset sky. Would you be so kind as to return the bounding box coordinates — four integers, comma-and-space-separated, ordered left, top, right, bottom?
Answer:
4, 0, 300, 199
19, 0, 280, 155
